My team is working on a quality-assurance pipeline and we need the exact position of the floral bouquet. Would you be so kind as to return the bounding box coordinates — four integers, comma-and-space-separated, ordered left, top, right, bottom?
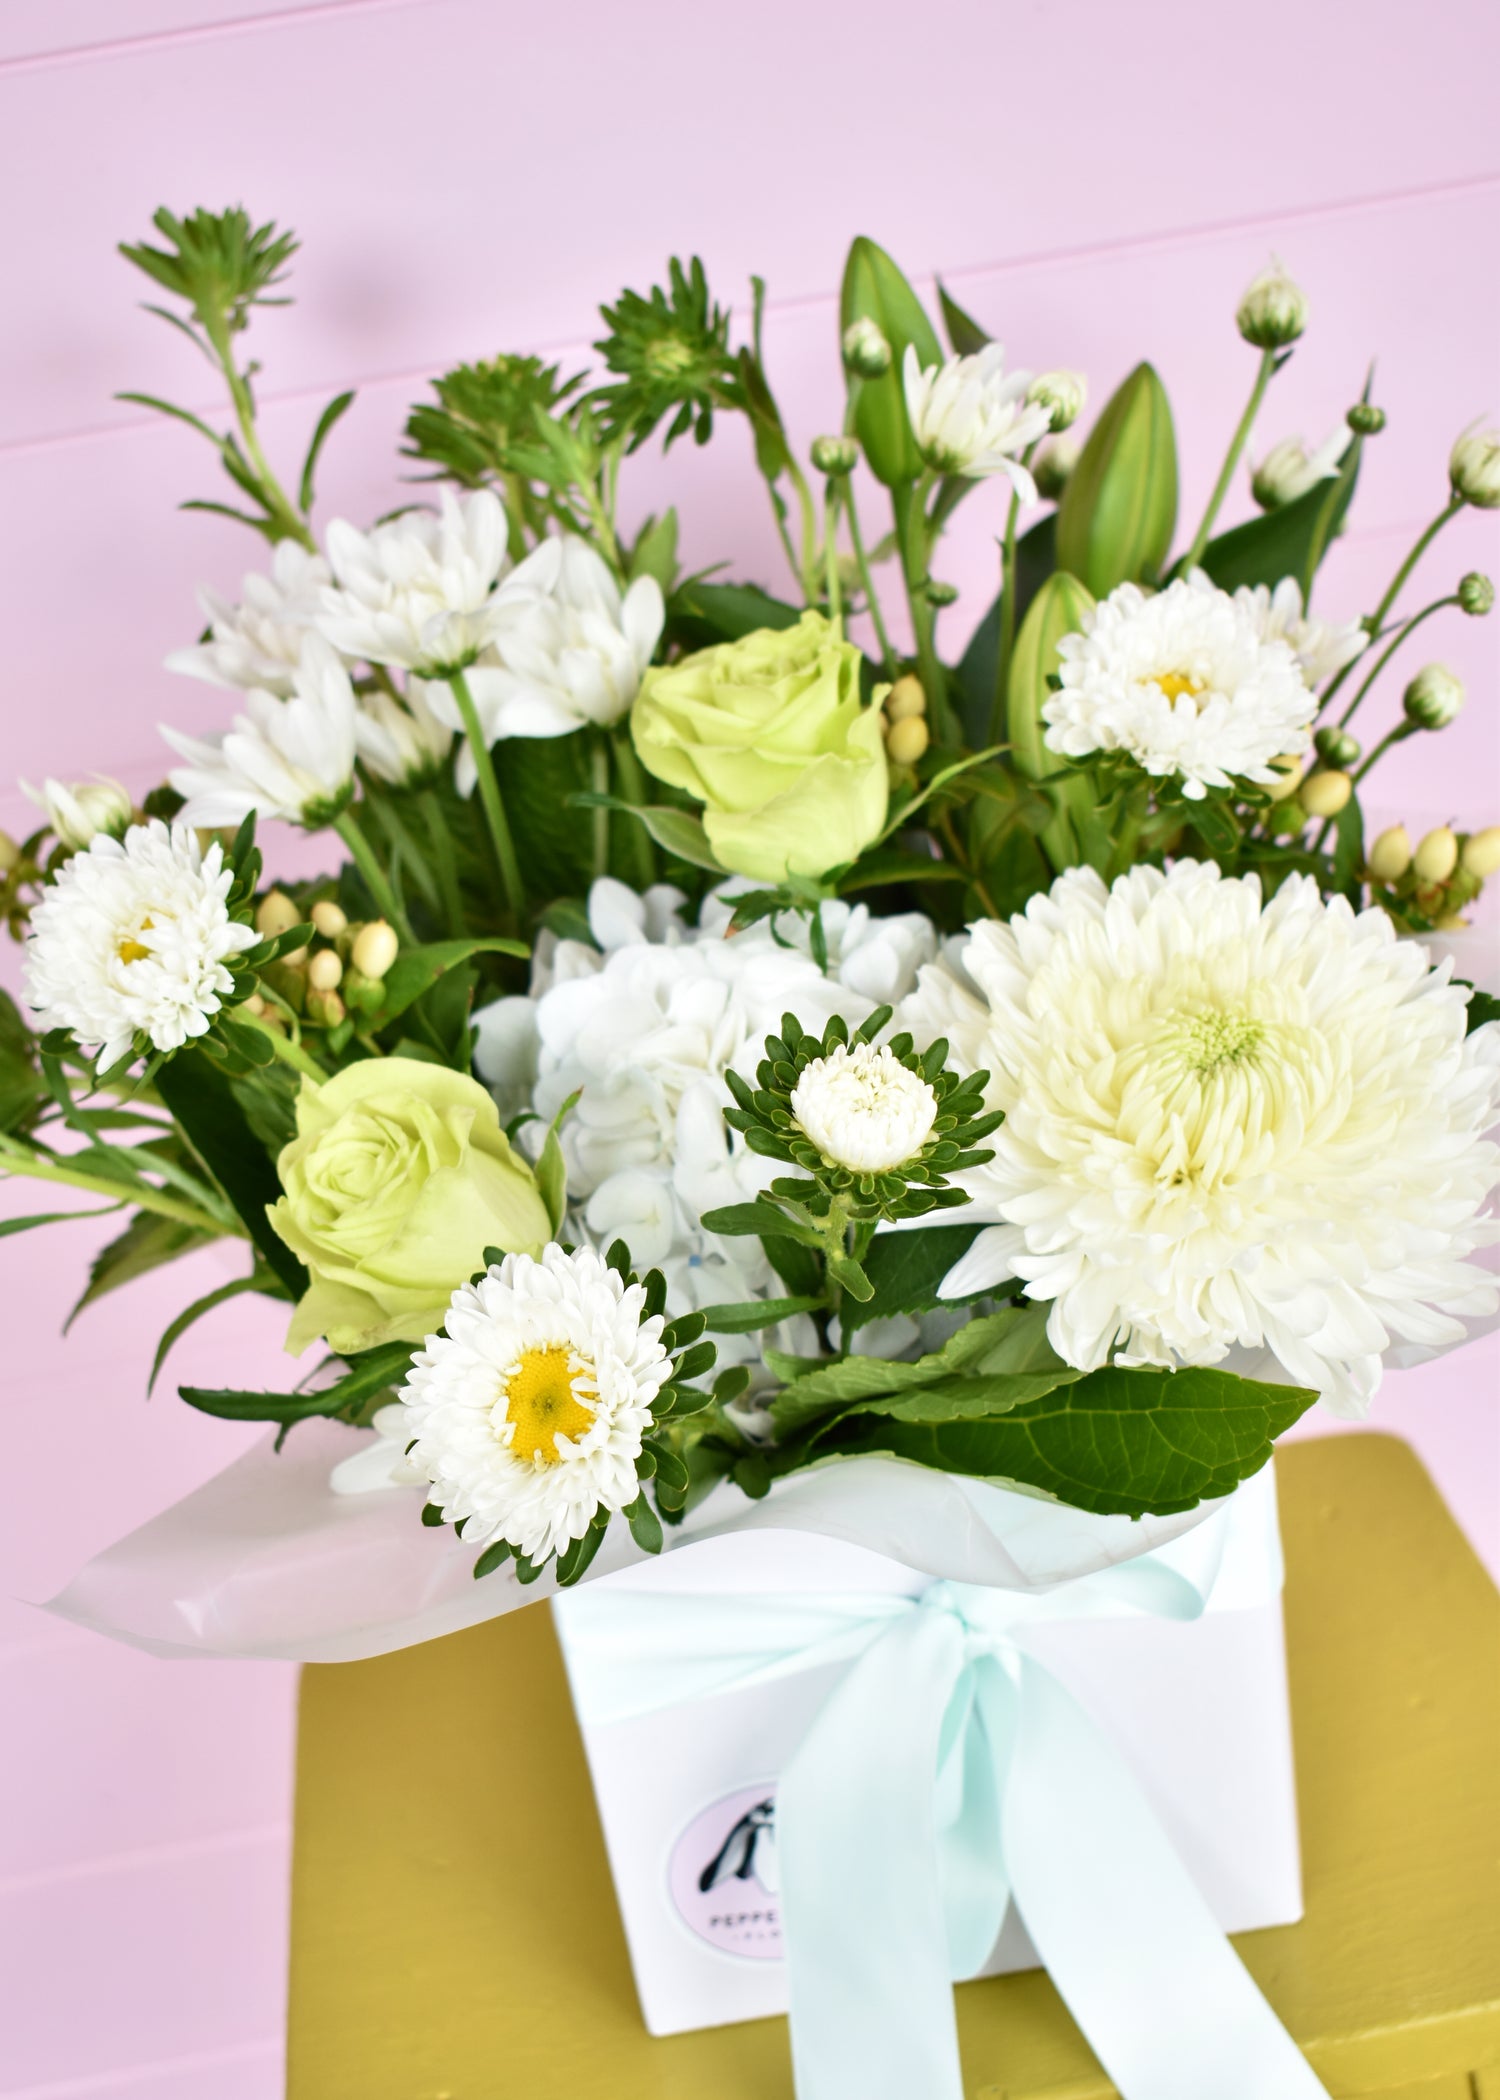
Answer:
6, 209, 1500, 2099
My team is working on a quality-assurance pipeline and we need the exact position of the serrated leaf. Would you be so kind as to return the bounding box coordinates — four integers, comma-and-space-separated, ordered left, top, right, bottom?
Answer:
180, 1340, 414, 1426
149, 1268, 277, 1394
770, 1306, 1038, 1433
701, 1292, 826, 1334
370, 937, 527, 1031
65, 1209, 211, 1330
838, 1222, 990, 1335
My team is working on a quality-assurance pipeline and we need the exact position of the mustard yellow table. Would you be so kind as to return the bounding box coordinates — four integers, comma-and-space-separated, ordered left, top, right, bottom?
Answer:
287, 1435, 1500, 2099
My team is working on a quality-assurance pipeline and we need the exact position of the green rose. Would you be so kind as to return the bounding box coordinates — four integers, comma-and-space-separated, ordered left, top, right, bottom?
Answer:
268, 1059, 551, 1356
631, 611, 888, 881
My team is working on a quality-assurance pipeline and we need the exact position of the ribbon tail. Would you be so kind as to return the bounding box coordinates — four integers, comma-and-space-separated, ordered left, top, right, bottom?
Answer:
778, 1608, 970, 2100
1004, 1654, 1330, 2100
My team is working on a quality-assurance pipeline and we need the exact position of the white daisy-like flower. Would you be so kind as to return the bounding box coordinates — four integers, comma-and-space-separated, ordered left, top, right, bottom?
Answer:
903, 861, 1500, 1416
23, 819, 258, 1070
791, 1042, 938, 1173
352, 677, 454, 788
1232, 574, 1367, 689
161, 634, 358, 828
21, 775, 132, 852
316, 487, 538, 675
1250, 428, 1346, 512
166, 542, 332, 696
466, 534, 665, 738
1043, 573, 1316, 799
398, 1243, 671, 1564
901, 343, 1051, 496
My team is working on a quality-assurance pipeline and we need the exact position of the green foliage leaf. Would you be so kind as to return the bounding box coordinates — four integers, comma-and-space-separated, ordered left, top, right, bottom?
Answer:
65, 1209, 211, 1331
838, 1223, 990, 1335
473, 1538, 514, 1581
840, 235, 944, 486
149, 1268, 279, 1394
371, 937, 527, 1031
701, 1292, 826, 1335
1195, 437, 1360, 595
667, 579, 803, 653
626, 1493, 664, 1555
0, 1205, 124, 1239
0, 989, 47, 1134
952, 514, 1057, 744
1460, 984, 1500, 1034
155, 1049, 307, 1298
936, 279, 989, 356
771, 1306, 1050, 1433
574, 794, 724, 873
180, 1340, 415, 1426
494, 733, 597, 899
299, 389, 354, 513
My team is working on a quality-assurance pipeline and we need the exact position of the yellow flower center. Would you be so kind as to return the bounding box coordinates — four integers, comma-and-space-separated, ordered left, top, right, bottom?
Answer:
644, 337, 698, 379
1153, 670, 1205, 706
1180, 1007, 1266, 1074
118, 916, 154, 965
502, 1345, 595, 1466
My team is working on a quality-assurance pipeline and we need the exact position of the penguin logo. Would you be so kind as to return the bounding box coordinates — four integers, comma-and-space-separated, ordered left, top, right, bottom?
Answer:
698, 1796, 779, 1894
669, 1784, 785, 1959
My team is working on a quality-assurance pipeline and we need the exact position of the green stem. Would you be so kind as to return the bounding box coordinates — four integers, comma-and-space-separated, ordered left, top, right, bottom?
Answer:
445, 670, 526, 927
0, 1138, 242, 1238
207, 320, 317, 552
611, 731, 657, 890
333, 809, 416, 945
418, 787, 466, 936
843, 477, 897, 678
251, 1020, 329, 1084
1364, 497, 1464, 642
1350, 722, 1415, 790
786, 456, 822, 602
993, 486, 1025, 742
589, 734, 611, 882
893, 477, 953, 743
1182, 349, 1278, 573
823, 481, 844, 628
1335, 596, 1459, 730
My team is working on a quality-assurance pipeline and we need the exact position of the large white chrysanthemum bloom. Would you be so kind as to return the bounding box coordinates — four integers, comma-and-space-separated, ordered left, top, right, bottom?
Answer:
902, 343, 1051, 495
399, 1244, 671, 1563
464, 534, 666, 738
315, 488, 534, 675
1043, 573, 1316, 799
23, 820, 258, 1070
166, 542, 332, 696
161, 635, 358, 828
470, 878, 936, 1341
352, 677, 454, 788
903, 861, 1500, 1415
1231, 575, 1367, 690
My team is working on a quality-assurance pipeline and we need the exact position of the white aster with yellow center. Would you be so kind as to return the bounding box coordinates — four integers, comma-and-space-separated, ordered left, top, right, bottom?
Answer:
398, 1243, 671, 1565
790, 1041, 938, 1173
903, 861, 1500, 1416
22, 819, 258, 1070
1043, 573, 1317, 800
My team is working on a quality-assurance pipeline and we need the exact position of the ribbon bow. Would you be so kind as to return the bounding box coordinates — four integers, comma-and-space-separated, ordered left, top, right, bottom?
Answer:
558, 1497, 1330, 2100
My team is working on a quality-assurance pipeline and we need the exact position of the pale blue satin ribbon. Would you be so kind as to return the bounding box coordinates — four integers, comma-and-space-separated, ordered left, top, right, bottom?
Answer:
558, 1536, 1330, 2100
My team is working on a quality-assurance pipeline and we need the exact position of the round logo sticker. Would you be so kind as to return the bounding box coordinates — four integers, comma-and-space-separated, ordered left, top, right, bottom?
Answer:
668, 1783, 784, 1960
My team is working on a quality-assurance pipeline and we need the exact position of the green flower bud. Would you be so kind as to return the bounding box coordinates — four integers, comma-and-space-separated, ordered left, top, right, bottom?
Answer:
1346, 401, 1386, 436
840, 237, 943, 485
1314, 726, 1361, 766
269, 1061, 552, 1356
21, 775, 133, 853
631, 612, 888, 883
1403, 663, 1465, 730
1450, 425, 1500, 508
1026, 369, 1087, 433
1299, 769, 1352, 818
924, 578, 959, 607
1033, 435, 1080, 503
1236, 261, 1308, 349
811, 434, 860, 476
842, 315, 893, 379
1055, 363, 1178, 597
1458, 571, 1494, 616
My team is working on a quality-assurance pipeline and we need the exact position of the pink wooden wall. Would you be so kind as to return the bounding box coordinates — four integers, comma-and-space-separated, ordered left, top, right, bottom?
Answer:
2, 2, 1498, 2092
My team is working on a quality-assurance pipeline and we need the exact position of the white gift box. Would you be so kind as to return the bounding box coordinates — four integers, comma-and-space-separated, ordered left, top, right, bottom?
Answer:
553, 1462, 1301, 2039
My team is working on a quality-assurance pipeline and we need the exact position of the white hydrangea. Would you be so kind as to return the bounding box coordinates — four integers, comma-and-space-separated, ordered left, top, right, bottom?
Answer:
166, 541, 332, 696
472, 878, 937, 1347
1043, 572, 1316, 799
903, 861, 1500, 1415
23, 820, 258, 1070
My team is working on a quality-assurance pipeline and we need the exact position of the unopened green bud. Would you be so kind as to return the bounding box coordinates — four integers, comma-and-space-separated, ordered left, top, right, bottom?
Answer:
1450, 425, 1500, 508
1055, 363, 1178, 597
1027, 369, 1087, 434
811, 434, 860, 476
306, 985, 347, 1030
1236, 261, 1307, 350
1033, 435, 1080, 503
842, 316, 892, 379
925, 578, 959, 607
1403, 663, 1465, 730
342, 967, 386, 1016
1458, 571, 1494, 616
1313, 727, 1360, 766
1346, 401, 1386, 437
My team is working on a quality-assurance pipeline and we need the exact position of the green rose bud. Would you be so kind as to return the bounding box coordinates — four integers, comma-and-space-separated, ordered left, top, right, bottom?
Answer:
269, 1060, 551, 1356
631, 611, 888, 882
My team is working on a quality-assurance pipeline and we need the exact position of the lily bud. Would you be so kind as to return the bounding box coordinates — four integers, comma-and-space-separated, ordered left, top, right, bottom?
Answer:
1367, 825, 1412, 882
255, 889, 303, 939
1460, 826, 1500, 879
1403, 663, 1465, 730
1450, 425, 1500, 509
21, 775, 132, 853
1299, 769, 1352, 818
811, 434, 860, 476
842, 316, 893, 379
0, 830, 20, 875
887, 716, 930, 766
1314, 726, 1360, 767
351, 918, 399, 981
1346, 401, 1386, 436
307, 949, 344, 993
1236, 261, 1308, 350
309, 899, 348, 939
1032, 435, 1080, 503
1027, 370, 1087, 433
1055, 362, 1178, 597
1413, 826, 1459, 884
1458, 571, 1494, 616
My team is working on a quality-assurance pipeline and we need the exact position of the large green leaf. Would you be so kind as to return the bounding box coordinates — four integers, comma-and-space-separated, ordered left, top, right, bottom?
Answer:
839, 1222, 989, 1335
180, 1339, 415, 1426
372, 936, 528, 1031
155, 1050, 307, 1299
0, 988, 46, 1134
828, 1367, 1083, 1426
952, 514, 1057, 744
64, 1208, 211, 1330
824, 1362, 1316, 1516
770, 1306, 1049, 1435
1056, 363, 1178, 597
667, 579, 803, 653
1195, 436, 1360, 596
492, 734, 597, 898
936, 279, 989, 356
840, 235, 944, 486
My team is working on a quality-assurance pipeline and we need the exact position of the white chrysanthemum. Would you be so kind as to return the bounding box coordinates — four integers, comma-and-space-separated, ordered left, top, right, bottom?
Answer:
471, 878, 937, 1345
21, 775, 132, 851
903, 861, 1500, 1415
792, 1042, 937, 1172
902, 343, 1051, 495
23, 820, 258, 1070
1044, 573, 1316, 799
398, 1244, 671, 1564
316, 488, 534, 675
352, 677, 454, 788
1231, 575, 1367, 689
1249, 428, 1345, 511
161, 634, 358, 828
166, 542, 332, 695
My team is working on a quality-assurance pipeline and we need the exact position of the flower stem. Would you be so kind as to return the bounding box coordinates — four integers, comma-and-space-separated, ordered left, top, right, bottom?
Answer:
205, 318, 317, 553
333, 808, 415, 945
589, 734, 611, 881
1182, 349, 1278, 573
843, 477, 897, 678
250, 1019, 329, 1083
893, 477, 953, 743
445, 670, 526, 927
1335, 596, 1459, 730
786, 455, 822, 603
1364, 497, 1464, 641
0, 1135, 242, 1238
1350, 721, 1416, 790
611, 730, 656, 890
823, 481, 844, 628
418, 788, 466, 936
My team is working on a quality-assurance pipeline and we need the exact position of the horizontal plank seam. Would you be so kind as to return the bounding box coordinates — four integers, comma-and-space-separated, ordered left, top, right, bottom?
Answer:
0, 1819, 290, 1899
1, 169, 1496, 466
0, 0, 430, 80
0, 2036, 281, 2100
